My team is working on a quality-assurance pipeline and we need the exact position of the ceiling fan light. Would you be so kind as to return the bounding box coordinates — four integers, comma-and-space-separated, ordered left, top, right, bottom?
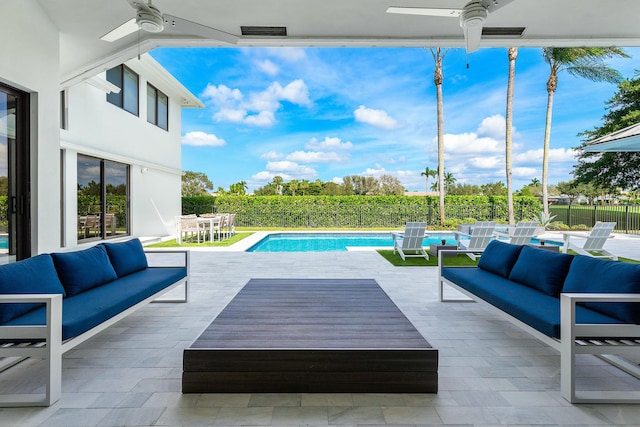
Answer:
459, 2, 487, 29
136, 8, 164, 33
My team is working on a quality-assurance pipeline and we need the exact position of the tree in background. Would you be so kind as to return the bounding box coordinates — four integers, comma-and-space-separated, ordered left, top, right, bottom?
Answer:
505, 47, 518, 224
574, 73, 640, 191
481, 181, 507, 196
431, 48, 449, 227
377, 174, 405, 195
229, 181, 248, 195
540, 47, 628, 216
420, 166, 436, 195
181, 171, 213, 196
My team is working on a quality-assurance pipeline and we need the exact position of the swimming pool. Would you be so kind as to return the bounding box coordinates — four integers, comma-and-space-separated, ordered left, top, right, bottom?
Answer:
247, 232, 457, 252
246, 232, 562, 253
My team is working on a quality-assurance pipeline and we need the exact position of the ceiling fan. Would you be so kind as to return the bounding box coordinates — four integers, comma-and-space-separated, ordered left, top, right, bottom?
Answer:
101, 0, 238, 44
387, 0, 516, 53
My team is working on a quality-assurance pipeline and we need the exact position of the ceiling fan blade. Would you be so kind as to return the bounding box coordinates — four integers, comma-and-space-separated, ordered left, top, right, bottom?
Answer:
386, 6, 462, 17
101, 18, 138, 42
480, 0, 517, 13
462, 21, 483, 53
163, 14, 239, 44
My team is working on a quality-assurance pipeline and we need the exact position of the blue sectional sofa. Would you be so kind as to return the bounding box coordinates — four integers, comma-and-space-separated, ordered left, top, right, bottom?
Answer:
438, 240, 640, 404
0, 238, 189, 406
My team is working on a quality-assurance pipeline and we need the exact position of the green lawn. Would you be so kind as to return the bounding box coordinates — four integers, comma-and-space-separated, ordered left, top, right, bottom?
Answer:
377, 250, 478, 267
378, 248, 639, 267
145, 232, 253, 248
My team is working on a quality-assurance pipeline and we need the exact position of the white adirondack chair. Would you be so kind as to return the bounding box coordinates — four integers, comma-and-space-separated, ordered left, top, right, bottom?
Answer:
562, 221, 617, 260
455, 221, 496, 260
494, 221, 539, 245
391, 222, 429, 260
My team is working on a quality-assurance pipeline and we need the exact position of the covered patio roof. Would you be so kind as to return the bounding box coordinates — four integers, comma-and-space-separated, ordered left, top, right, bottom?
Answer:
583, 122, 640, 152
39, 0, 640, 87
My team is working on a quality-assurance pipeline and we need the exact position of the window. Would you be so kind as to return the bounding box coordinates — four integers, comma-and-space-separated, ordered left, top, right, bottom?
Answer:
77, 155, 129, 241
147, 83, 168, 130
106, 65, 139, 115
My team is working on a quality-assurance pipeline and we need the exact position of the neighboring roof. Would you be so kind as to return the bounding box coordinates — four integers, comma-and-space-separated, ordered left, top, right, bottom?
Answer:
583, 123, 640, 152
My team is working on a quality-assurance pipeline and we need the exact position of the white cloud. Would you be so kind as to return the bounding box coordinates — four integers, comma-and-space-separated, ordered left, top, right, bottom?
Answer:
515, 147, 578, 163
257, 59, 279, 76
354, 105, 400, 130
213, 108, 247, 123
443, 133, 502, 154
260, 151, 283, 160
251, 170, 292, 182
286, 151, 347, 163
202, 80, 311, 127
331, 176, 344, 185
468, 156, 503, 169
181, 131, 226, 147
513, 167, 539, 177
477, 114, 509, 139
306, 136, 353, 151
201, 84, 242, 105
266, 160, 316, 178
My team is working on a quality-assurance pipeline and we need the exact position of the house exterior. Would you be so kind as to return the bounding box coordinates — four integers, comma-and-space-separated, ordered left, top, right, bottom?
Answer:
62, 54, 202, 247
1, 3, 201, 261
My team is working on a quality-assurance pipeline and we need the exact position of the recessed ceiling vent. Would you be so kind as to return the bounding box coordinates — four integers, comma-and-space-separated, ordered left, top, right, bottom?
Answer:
241, 26, 287, 36
482, 27, 526, 36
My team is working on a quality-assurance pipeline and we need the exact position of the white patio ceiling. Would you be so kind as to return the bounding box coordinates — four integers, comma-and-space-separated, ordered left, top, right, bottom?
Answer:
38, 0, 640, 87
584, 123, 640, 152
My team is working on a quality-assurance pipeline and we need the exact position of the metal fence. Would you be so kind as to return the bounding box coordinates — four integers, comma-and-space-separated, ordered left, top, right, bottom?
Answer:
550, 204, 640, 234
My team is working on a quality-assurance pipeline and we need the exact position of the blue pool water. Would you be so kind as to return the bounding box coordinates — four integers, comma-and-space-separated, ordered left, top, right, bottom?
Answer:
247, 232, 562, 253
0, 236, 7, 250
247, 232, 457, 252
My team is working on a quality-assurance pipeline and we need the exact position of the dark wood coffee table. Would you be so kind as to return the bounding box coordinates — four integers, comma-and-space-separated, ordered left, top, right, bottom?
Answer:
182, 278, 438, 393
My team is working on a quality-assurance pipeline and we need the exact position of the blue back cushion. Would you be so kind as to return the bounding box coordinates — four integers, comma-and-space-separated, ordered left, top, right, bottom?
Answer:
52, 245, 117, 297
563, 256, 640, 323
102, 238, 148, 277
0, 254, 66, 324
477, 240, 524, 278
509, 246, 574, 297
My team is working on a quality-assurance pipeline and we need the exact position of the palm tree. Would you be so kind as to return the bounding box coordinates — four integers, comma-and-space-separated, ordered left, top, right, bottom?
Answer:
420, 166, 436, 195
430, 48, 449, 227
444, 171, 456, 193
505, 47, 518, 225
540, 47, 628, 216
530, 177, 541, 186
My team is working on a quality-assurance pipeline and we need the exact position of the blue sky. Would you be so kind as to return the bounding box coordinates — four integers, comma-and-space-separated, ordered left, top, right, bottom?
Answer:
150, 46, 639, 193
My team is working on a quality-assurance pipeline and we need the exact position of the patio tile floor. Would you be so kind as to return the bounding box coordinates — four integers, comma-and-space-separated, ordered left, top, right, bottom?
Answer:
1, 243, 640, 426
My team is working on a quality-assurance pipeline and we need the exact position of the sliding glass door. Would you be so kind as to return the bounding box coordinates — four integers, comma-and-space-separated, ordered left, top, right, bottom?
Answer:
0, 84, 30, 262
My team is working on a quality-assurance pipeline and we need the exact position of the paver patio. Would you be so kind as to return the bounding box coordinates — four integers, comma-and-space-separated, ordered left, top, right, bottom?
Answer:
1, 235, 640, 425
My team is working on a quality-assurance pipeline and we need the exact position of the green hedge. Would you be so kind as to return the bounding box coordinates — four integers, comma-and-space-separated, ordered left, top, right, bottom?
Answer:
182, 195, 541, 229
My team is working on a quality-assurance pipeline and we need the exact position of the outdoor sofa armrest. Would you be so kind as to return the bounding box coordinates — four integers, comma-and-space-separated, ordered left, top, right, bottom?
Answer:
143, 248, 190, 269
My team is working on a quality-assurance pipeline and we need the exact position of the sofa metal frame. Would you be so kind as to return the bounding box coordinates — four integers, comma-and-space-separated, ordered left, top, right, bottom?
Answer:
438, 249, 640, 404
0, 249, 189, 407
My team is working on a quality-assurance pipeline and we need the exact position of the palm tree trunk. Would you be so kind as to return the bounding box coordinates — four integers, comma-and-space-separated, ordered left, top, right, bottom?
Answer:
433, 49, 446, 227
542, 87, 555, 217
505, 47, 517, 224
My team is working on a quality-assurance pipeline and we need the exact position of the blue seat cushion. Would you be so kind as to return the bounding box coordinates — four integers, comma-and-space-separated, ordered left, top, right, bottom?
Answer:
52, 245, 118, 297
508, 246, 574, 297
4, 267, 187, 340
101, 238, 148, 277
442, 267, 623, 339
562, 256, 640, 324
0, 254, 66, 324
477, 240, 524, 278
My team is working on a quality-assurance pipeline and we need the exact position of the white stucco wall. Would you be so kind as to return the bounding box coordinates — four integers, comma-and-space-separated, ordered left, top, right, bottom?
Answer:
0, 2, 61, 254
60, 56, 189, 244
1, 3, 194, 253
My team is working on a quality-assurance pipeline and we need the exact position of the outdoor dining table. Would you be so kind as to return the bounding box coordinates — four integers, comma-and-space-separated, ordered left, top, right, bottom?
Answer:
197, 216, 221, 243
